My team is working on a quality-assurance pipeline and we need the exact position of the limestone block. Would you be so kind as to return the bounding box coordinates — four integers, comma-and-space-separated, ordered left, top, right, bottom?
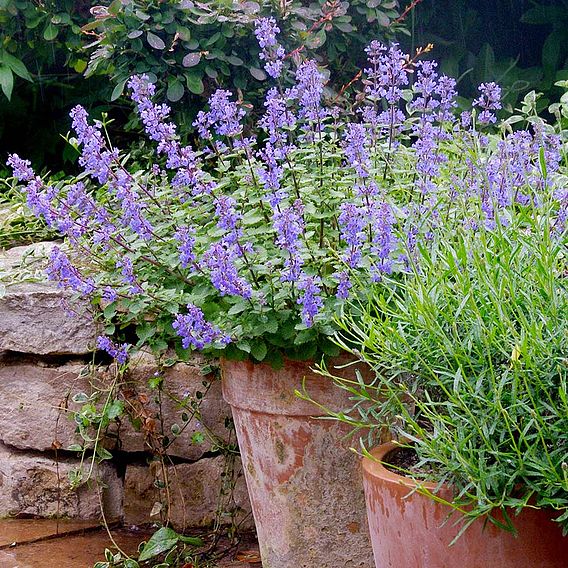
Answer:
123, 455, 252, 530
0, 242, 97, 355
0, 362, 91, 452
116, 353, 233, 461
0, 443, 123, 520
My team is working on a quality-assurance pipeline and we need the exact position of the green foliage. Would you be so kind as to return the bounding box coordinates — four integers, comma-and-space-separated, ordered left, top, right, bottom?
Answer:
84, 0, 406, 108
93, 527, 205, 568
0, 0, 110, 169
0, 0, 90, 100
410, 0, 568, 110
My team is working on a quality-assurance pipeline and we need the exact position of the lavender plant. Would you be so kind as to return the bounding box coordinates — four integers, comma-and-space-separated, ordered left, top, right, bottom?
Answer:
7, 23, 566, 377
312, 92, 568, 532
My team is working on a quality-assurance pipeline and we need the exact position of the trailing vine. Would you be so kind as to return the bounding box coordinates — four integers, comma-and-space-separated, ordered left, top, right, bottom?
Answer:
61, 353, 249, 568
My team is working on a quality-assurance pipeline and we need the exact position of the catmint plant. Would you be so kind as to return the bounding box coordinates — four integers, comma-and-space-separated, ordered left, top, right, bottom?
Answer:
7, 23, 567, 371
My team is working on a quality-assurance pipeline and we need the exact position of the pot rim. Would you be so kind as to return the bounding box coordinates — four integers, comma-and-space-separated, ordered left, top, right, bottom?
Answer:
363, 441, 439, 492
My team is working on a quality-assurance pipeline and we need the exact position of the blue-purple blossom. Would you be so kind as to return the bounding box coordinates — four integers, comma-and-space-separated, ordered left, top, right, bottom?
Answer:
70, 105, 118, 184
473, 82, 502, 125
96, 335, 130, 364
194, 89, 245, 139
413, 121, 447, 194
116, 257, 142, 293
172, 303, 230, 349
108, 170, 153, 240
335, 270, 352, 300
364, 41, 409, 104
257, 142, 288, 207
290, 61, 327, 123
129, 75, 213, 197
202, 241, 252, 298
435, 75, 458, 123
297, 274, 323, 327
47, 247, 95, 295
344, 124, 372, 179
411, 60, 440, 117
129, 75, 177, 150
102, 286, 118, 302
371, 202, 397, 278
339, 203, 367, 267
8, 154, 62, 227
260, 87, 296, 145
273, 201, 305, 281
215, 195, 241, 241
254, 17, 285, 79
7, 154, 35, 182
174, 226, 196, 268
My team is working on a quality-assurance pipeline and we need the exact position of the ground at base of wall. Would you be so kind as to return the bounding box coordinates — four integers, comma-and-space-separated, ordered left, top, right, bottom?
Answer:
0, 519, 260, 568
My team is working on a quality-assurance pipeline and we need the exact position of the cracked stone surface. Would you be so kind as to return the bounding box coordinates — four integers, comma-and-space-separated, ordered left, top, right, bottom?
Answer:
0, 360, 91, 452
124, 455, 253, 531
0, 443, 123, 520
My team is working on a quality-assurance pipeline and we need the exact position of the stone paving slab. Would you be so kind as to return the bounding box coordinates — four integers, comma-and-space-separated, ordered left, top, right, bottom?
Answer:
0, 520, 260, 567
0, 518, 103, 547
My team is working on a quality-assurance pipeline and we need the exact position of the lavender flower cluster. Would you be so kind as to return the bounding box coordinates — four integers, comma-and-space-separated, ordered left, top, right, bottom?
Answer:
7, 20, 567, 363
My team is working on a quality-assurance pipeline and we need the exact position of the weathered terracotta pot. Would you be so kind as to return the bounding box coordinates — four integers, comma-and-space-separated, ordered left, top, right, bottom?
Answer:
363, 442, 568, 568
221, 357, 375, 568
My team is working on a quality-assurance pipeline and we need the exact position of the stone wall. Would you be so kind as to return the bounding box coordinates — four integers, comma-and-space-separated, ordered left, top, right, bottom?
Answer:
0, 242, 252, 531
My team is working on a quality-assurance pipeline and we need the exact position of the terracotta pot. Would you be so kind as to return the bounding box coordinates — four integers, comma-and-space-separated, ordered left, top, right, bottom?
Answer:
363, 442, 568, 568
221, 356, 375, 568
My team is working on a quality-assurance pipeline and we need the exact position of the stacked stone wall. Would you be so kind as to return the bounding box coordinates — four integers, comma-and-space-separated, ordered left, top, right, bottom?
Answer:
0, 242, 252, 531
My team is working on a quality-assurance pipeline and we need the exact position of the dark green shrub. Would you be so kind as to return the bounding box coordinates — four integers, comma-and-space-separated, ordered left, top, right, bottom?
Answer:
83, 0, 407, 107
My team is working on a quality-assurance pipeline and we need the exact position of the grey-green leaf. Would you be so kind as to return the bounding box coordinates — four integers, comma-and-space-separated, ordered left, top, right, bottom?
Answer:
182, 52, 201, 67
147, 32, 166, 50
251, 340, 268, 362
167, 78, 185, 102
249, 67, 266, 81
1, 52, 32, 81
43, 23, 59, 41
110, 79, 127, 101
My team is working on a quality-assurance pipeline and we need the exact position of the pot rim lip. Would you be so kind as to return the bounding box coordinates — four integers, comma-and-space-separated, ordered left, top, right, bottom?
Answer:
219, 353, 363, 367
362, 441, 439, 491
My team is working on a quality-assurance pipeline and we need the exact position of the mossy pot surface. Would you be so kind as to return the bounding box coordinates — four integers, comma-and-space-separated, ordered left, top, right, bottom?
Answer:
221, 356, 375, 568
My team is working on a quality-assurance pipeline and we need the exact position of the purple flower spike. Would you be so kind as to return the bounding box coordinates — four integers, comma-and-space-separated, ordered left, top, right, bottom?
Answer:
364, 42, 409, 104
47, 247, 95, 296
473, 82, 502, 125
116, 257, 142, 294
335, 271, 352, 300
173, 304, 231, 350
291, 60, 327, 123
174, 226, 197, 269
297, 274, 323, 327
194, 89, 245, 139
339, 203, 367, 268
254, 17, 285, 79
371, 202, 397, 278
202, 241, 252, 299
97, 335, 130, 364
344, 124, 372, 180
215, 195, 242, 240
273, 200, 305, 281
70, 105, 117, 184
7, 154, 35, 182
